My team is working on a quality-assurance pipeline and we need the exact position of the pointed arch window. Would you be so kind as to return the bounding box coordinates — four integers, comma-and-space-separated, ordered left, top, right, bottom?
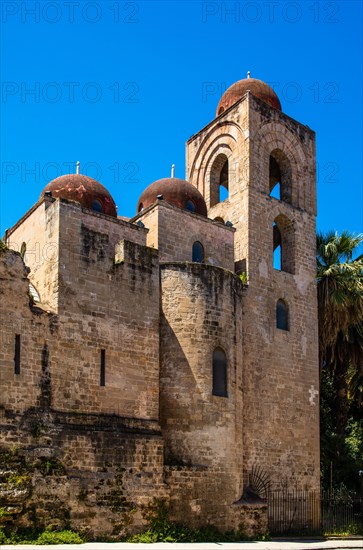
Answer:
269, 149, 292, 205
192, 241, 204, 263
212, 347, 228, 397
210, 154, 229, 206
276, 299, 289, 331
272, 215, 295, 274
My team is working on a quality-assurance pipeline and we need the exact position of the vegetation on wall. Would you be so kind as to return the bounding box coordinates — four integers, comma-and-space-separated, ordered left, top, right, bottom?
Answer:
0, 238, 8, 253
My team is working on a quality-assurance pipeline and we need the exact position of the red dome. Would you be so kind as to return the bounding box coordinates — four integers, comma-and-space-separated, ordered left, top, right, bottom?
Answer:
217, 77, 281, 116
137, 178, 207, 217
41, 174, 117, 217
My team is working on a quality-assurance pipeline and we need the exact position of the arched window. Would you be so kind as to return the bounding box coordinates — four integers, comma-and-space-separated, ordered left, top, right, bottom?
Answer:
185, 200, 196, 213
269, 149, 292, 204
214, 217, 224, 224
212, 347, 227, 397
273, 222, 282, 270
92, 199, 103, 213
138, 202, 144, 213
272, 215, 295, 274
276, 299, 289, 331
192, 241, 204, 263
210, 154, 229, 207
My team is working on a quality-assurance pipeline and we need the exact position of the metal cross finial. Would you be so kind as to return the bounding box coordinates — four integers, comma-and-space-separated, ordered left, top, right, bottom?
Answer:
76, 161, 80, 174
171, 164, 175, 178
247, 71, 251, 79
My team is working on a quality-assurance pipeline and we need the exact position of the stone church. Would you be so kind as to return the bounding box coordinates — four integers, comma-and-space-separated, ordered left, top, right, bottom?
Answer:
0, 75, 320, 536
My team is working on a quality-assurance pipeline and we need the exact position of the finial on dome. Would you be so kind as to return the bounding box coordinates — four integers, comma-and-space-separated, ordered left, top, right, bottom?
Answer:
171, 164, 175, 178
76, 161, 80, 175
247, 71, 251, 79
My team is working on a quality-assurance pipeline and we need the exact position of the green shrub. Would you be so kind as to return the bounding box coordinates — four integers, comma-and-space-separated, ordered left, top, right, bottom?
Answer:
0, 528, 84, 545
0, 529, 7, 544
36, 530, 84, 544
324, 522, 363, 537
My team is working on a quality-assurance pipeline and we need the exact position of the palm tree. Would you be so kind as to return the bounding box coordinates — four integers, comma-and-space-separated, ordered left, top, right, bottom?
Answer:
316, 231, 363, 435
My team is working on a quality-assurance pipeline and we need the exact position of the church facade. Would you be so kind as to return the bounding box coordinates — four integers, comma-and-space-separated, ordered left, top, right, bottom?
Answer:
0, 76, 319, 537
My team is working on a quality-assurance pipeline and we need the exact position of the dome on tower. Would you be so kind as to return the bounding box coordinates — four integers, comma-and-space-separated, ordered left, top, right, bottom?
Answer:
40, 173, 117, 217
216, 76, 281, 116
137, 177, 207, 217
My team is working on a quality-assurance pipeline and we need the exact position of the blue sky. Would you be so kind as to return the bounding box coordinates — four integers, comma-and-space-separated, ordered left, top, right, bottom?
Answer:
1, 0, 362, 238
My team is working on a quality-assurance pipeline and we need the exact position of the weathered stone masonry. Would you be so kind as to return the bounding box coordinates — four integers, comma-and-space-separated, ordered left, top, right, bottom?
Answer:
1, 75, 319, 537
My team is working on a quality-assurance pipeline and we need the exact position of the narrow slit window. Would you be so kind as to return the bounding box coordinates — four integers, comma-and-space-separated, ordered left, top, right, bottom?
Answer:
100, 349, 106, 386
14, 334, 21, 375
212, 347, 228, 397
276, 300, 289, 331
273, 222, 282, 270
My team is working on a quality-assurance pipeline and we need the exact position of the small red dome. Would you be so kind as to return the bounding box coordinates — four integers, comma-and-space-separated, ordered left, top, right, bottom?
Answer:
137, 178, 207, 217
217, 77, 281, 116
41, 174, 117, 217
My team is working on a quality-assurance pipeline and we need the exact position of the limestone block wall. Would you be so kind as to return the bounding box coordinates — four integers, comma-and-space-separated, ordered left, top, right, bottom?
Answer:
132, 206, 159, 250
165, 466, 267, 535
0, 410, 167, 538
2, 199, 161, 420
0, 249, 56, 413
5, 198, 61, 311
241, 96, 319, 491
160, 262, 244, 508
0, 248, 166, 538
135, 202, 235, 271
186, 93, 319, 492
6, 198, 148, 313
47, 203, 160, 418
186, 97, 250, 270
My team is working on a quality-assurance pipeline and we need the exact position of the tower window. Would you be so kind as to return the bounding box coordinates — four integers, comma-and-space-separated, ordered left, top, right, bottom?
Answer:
272, 215, 295, 274
276, 300, 289, 331
138, 202, 144, 212
14, 334, 21, 375
192, 241, 204, 263
212, 347, 227, 397
210, 154, 229, 207
273, 222, 282, 270
92, 199, 103, 213
269, 150, 292, 204
100, 349, 106, 386
185, 200, 196, 213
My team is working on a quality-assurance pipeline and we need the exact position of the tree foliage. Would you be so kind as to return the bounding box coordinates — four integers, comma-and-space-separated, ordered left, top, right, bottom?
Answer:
317, 231, 363, 491
317, 231, 363, 435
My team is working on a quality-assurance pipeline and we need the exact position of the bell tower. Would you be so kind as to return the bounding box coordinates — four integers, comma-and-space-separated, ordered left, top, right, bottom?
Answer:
186, 75, 320, 492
